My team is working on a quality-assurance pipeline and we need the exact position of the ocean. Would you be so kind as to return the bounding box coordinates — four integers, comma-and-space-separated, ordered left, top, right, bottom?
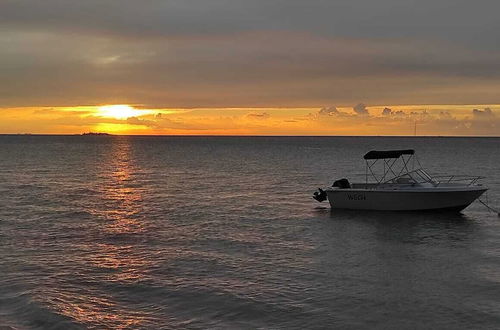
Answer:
0, 136, 499, 329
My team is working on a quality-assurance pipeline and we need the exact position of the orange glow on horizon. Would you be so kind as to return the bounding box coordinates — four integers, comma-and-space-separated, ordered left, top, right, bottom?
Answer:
0, 104, 498, 136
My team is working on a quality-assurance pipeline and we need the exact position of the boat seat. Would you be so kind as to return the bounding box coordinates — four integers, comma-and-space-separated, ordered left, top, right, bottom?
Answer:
332, 178, 351, 189
395, 177, 414, 184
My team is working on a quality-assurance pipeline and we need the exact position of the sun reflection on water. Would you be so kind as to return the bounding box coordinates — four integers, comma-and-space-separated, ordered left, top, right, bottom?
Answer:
45, 137, 156, 328
45, 291, 154, 328
100, 138, 146, 236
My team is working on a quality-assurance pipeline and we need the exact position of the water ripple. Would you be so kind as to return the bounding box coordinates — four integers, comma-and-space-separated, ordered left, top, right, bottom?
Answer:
1, 136, 500, 329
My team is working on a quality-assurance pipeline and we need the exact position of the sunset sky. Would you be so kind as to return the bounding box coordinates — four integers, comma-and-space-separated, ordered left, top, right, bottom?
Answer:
1, 0, 499, 135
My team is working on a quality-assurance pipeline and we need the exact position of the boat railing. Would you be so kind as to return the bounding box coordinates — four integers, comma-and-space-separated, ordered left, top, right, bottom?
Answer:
432, 175, 485, 186
381, 168, 435, 185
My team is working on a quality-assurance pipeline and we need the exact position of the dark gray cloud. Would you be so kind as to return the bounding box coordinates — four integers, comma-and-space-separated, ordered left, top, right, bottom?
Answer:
1, 0, 500, 107
353, 103, 369, 115
2, 0, 500, 45
381, 107, 405, 116
382, 107, 392, 116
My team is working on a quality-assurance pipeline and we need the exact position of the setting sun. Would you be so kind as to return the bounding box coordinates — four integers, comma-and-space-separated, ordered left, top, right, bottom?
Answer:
97, 105, 149, 119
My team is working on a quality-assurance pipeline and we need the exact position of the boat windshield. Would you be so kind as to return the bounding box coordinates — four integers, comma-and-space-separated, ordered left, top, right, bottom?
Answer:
383, 169, 437, 184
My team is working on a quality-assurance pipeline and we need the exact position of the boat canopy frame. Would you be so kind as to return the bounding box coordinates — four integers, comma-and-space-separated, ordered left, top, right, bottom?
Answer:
363, 149, 484, 186
364, 149, 423, 185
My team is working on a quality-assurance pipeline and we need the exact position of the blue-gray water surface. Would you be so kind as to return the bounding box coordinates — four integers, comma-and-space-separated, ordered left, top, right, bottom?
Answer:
0, 136, 499, 329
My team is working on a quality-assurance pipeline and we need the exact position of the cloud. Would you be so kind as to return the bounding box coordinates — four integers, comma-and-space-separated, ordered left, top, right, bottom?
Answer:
2, 105, 499, 135
2, 0, 500, 49
126, 116, 158, 128
32, 108, 56, 115
316, 106, 354, 118
353, 103, 369, 115
2, 14, 500, 108
2, 29, 500, 108
32, 107, 93, 116
381, 107, 404, 116
472, 107, 494, 118
371, 107, 499, 135
381, 108, 405, 116
1, 1, 500, 118
468, 108, 497, 134
439, 111, 452, 119
246, 112, 270, 119
318, 106, 340, 116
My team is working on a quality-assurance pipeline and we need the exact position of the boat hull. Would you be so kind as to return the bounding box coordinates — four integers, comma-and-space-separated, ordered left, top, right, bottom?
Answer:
325, 187, 487, 211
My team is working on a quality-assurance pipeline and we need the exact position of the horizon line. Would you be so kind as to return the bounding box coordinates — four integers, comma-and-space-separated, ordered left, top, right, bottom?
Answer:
1, 134, 499, 138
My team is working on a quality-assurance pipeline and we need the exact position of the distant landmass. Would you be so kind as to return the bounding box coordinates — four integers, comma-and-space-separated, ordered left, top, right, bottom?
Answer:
81, 132, 112, 136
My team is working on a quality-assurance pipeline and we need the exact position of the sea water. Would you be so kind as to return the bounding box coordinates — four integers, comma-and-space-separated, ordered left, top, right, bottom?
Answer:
0, 136, 499, 329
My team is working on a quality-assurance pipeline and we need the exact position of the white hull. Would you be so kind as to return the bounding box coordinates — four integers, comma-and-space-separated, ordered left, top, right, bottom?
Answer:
325, 185, 487, 211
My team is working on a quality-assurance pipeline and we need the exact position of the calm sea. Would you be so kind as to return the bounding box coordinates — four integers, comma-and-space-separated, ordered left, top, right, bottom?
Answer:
0, 136, 499, 329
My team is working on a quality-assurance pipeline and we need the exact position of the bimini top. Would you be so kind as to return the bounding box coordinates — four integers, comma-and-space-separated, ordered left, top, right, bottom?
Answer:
363, 149, 415, 160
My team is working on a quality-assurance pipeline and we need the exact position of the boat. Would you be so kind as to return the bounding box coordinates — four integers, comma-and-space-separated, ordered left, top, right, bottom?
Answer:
313, 149, 487, 212
81, 132, 111, 136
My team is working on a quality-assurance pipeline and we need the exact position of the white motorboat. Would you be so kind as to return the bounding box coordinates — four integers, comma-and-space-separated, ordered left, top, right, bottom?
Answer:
313, 149, 487, 212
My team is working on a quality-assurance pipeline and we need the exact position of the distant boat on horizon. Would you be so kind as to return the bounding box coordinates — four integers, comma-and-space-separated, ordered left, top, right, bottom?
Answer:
81, 132, 112, 136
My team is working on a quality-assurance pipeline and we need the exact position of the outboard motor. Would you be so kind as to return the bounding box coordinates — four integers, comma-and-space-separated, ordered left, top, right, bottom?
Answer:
313, 188, 327, 202
332, 178, 351, 189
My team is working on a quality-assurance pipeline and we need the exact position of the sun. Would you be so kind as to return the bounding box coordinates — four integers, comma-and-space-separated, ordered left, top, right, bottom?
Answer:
97, 105, 149, 119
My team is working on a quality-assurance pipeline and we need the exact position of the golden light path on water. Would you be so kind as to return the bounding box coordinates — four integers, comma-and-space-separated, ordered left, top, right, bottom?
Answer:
40, 138, 156, 327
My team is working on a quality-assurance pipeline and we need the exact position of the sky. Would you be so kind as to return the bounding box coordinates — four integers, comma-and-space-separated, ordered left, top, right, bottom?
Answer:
1, 0, 499, 135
